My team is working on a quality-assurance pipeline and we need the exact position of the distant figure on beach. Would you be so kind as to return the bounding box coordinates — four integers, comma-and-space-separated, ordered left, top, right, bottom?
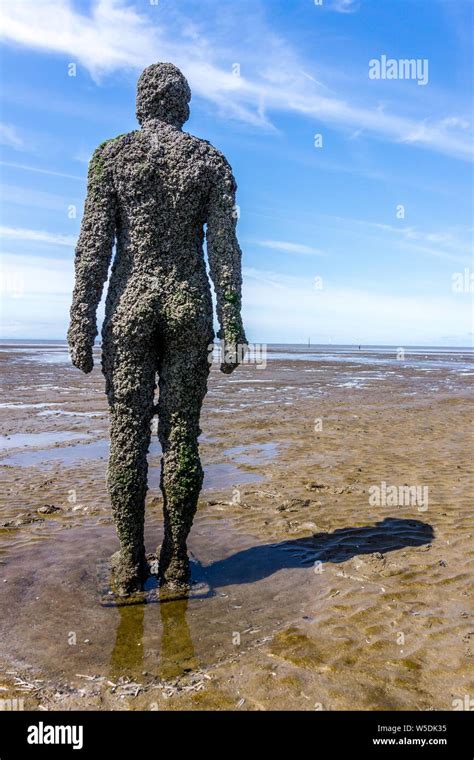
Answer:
68, 63, 246, 595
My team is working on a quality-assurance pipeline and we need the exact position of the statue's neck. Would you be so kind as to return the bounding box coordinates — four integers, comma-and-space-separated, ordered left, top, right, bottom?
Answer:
140, 117, 183, 131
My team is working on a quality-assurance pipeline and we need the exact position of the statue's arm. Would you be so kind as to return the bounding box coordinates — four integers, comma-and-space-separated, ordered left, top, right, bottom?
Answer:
67, 145, 117, 374
206, 153, 247, 374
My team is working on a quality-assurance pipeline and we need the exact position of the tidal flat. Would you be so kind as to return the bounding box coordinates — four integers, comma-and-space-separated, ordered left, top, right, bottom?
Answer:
0, 342, 473, 710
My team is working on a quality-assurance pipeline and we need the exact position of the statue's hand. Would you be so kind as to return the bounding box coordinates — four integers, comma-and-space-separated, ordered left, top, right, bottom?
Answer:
68, 334, 94, 374
219, 332, 248, 375
220, 360, 237, 375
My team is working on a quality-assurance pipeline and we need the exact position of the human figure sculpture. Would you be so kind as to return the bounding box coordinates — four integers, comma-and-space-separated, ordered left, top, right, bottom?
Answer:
68, 63, 246, 595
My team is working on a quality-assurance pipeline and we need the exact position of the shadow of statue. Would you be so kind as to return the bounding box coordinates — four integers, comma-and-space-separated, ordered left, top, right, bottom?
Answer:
108, 517, 433, 675
202, 517, 434, 587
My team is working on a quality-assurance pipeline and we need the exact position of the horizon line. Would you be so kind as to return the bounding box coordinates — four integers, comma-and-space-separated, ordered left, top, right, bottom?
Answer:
0, 338, 473, 350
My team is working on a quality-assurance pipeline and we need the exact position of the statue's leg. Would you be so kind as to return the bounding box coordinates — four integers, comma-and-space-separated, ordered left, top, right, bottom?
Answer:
156, 330, 212, 589
102, 308, 158, 595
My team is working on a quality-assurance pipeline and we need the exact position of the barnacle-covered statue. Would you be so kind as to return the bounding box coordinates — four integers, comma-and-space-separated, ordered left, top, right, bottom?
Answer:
68, 63, 246, 595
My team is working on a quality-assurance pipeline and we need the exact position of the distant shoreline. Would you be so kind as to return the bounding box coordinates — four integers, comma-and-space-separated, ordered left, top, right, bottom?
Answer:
1, 339, 473, 351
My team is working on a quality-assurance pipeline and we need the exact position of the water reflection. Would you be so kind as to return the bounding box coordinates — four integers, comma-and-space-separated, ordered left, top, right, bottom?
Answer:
109, 589, 198, 681
158, 595, 198, 679
110, 601, 145, 679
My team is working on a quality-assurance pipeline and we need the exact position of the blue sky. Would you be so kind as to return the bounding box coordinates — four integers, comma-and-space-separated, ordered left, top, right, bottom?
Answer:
0, 0, 472, 345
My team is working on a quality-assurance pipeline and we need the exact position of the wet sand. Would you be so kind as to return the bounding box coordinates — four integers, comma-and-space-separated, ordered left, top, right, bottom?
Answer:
0, 343, 473, 710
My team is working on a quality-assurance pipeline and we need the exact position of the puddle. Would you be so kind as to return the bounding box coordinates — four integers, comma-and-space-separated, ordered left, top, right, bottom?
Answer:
0, 438, 109, 464
24, 352, 71, 365
37, 410, 105, 418
0, 515, 434, 688
335, 380, 367, 389
0, 402, 61, 410
0, 431, 90, 451
195, 463, 261, 490
224, 442, 279, 465
0, 438, 262, 489
0, 517, 280, 684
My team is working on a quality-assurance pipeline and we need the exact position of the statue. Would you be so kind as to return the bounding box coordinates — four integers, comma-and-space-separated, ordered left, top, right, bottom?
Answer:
68, 63, 246, 596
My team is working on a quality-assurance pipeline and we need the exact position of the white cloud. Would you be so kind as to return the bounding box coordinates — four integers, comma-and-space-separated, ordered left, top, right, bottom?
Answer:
0, 184, 74, 212
0, 253, 73, 295
0, 0, 153, 74
0, 253, 74, 338
255, 239, 326, 256
0, 122, 24, 149
0, 252, 471, 344
439, 116, 470, 130
330, 0, 360, 13
0, 160, 84, 181
0, 0, 472, 160
327, 216, 474, 264
0, 226, 76, 247
0, 253, 103, 339
242, 266, 473, 344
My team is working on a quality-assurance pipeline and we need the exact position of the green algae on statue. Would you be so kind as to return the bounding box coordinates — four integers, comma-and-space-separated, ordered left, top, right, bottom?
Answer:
68, 62, 247, 595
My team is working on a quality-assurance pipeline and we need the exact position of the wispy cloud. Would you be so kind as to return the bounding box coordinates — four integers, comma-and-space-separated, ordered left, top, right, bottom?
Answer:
0, 122, 24, 149
0, 253, 98, 339
0, 184, 76, 212
327, 216, 473, 264
0, 0, 472, 160
0, 253, 73, 295
0, 226, 76, 247
0, 160, 84, 181
369, 222, 473, 257
255, 239, 326, 256
330, 0, 360, 14
243, 266, 472, 344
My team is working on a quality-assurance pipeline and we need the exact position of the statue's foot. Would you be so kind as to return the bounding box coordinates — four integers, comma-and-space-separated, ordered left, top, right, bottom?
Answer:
157, 543, 190, 592
110, 548, 148, 596
158, 578, 190, 601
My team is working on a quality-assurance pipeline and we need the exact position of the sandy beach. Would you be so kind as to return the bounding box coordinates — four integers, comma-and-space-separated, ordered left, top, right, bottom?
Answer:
0, 342, 473, 711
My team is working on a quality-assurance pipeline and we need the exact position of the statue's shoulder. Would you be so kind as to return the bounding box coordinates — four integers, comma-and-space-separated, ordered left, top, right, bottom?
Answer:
182, 133, 233, 176
92, 131, 139, 162
88, 132, 141, 183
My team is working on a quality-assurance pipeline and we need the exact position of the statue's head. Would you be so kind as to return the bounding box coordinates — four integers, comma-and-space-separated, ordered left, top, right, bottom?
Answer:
136, 62, 191, 129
